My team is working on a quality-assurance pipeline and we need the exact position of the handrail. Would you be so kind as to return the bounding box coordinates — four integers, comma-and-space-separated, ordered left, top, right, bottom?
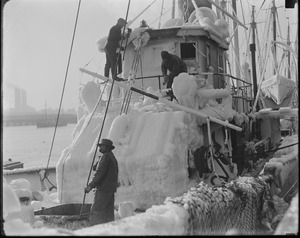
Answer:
79, 68, 242, 132
126, 71, 253, 88
195, 72, 252, 86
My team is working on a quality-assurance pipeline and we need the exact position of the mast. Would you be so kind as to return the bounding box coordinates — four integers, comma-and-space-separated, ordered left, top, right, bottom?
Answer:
271, 0, 277, 74
287, 19, 291, 78
158, 0, 164, 29
171, 0, 175, 19
232, 0, 240, 79
250, 6, 258, 98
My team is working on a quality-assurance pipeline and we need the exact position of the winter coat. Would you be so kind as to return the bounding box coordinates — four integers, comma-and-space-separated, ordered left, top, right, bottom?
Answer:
88, 151, 119, 192
105, 24, 122, 50
161, 54, 187, 80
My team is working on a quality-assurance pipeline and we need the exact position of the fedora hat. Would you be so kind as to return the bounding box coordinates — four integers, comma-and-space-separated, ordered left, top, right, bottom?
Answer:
98, 139, 115, 150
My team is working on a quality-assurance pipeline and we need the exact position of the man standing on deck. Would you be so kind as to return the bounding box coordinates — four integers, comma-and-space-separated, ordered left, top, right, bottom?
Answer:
84, 139, 119, 225
161, 51, 187, 101
104, 18, 131, 81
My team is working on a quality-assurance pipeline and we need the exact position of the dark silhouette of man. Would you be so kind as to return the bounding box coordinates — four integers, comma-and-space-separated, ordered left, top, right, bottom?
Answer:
104, 18, 130, 81
161, 51, 187, 100
85, 139, 119, 225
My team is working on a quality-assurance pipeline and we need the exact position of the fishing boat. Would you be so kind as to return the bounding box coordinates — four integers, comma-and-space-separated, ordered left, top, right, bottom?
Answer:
3, 159, 24, 170
3, 0, 298, 235
259, 2, 297, 109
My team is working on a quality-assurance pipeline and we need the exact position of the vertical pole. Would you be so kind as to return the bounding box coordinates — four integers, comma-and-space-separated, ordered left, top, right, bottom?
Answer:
232, 0, 240, 80
250, 6, 258, 99
232, 0, 243, 112
272, 0, 277, 74
287, 20, 291, 79
171, 0, 175, 19
158, 0, 164, 29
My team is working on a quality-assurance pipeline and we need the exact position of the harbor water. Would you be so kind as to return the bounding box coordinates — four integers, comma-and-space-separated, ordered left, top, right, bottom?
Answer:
2, 124, 76, 168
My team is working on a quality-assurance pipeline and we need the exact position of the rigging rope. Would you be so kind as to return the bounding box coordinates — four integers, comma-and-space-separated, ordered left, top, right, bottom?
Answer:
120, 33, 146, 115
43, 0, 82, 185
124, 51, 142, 114
60, 80, 108, 202
80, 0, 131, 216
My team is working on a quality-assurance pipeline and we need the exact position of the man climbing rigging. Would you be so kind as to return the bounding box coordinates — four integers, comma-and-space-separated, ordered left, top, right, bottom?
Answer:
161, 51, 187, 100
104, 18, 131, 81
84, 139, 119, 225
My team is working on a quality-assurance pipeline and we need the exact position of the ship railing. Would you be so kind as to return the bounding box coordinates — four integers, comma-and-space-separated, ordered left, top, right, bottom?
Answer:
124, 72, 254, 113
227, 74, 254, 113
131, 74, 163, 90
199, 72, 254, 113
79, 68, 242, 132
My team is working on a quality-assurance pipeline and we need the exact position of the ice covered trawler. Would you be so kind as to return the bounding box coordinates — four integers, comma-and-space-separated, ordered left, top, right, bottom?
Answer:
52, 0, 299, 212
4, 0, 298, 235
61, 5, 245, 209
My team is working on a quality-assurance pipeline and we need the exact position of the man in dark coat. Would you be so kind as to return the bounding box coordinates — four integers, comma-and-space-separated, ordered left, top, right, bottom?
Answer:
84, 139, 119, 225
104, 18, 130, 81
161, 51, 187, 100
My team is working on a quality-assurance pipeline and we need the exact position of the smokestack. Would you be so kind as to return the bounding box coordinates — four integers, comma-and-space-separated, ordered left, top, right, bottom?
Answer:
21, 89, 27, 107
15, 87, 21, 109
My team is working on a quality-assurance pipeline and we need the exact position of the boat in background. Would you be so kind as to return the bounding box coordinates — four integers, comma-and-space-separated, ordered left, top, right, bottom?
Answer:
258, 3, 298, 110
260, 74, 296, 109
4, 165, 57, 192
3, 158, 24, 170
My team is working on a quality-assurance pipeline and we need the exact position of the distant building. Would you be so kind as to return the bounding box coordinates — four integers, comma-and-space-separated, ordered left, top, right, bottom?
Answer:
4, 87, 36, 116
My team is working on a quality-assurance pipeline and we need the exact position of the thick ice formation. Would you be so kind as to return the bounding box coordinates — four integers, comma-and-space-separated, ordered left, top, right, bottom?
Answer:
3, 180, 21, 220
2, 179, 64, 236
260, 134, 298, 196
275, 193, 298, 235
56, 69, 244, 210
182, 7, 229, 40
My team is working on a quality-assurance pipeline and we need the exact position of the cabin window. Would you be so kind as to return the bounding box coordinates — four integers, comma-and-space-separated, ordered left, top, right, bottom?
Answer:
180, 43, 196, 60
217, 48, 226, 89
217, 49, 224, 74
206, 44, 211, 69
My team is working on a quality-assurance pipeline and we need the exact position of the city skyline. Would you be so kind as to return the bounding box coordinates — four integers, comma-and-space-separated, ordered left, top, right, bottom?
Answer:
3, 85, 77, 113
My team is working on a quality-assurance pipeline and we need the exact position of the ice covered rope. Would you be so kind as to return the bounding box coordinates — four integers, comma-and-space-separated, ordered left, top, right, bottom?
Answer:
166, 176, 274, 235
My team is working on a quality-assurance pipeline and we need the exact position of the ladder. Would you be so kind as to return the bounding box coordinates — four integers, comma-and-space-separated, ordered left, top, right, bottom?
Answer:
120, 31, 146, 115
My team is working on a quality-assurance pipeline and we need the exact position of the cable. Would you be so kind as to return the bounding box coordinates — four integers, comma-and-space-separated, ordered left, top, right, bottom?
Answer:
60, 81, 108, 202
44, 0, 82, 185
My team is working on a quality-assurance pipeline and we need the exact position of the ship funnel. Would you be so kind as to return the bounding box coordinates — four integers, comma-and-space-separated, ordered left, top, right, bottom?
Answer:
178, 0, 212, 22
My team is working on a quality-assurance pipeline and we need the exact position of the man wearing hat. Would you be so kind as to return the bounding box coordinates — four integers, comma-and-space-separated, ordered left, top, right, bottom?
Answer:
104, 18, 131, 81
161, 51, 187, 100
84, 139, 119, 225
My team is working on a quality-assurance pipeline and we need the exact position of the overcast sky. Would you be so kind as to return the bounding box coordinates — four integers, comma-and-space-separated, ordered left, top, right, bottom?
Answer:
3, 0, 298, 111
